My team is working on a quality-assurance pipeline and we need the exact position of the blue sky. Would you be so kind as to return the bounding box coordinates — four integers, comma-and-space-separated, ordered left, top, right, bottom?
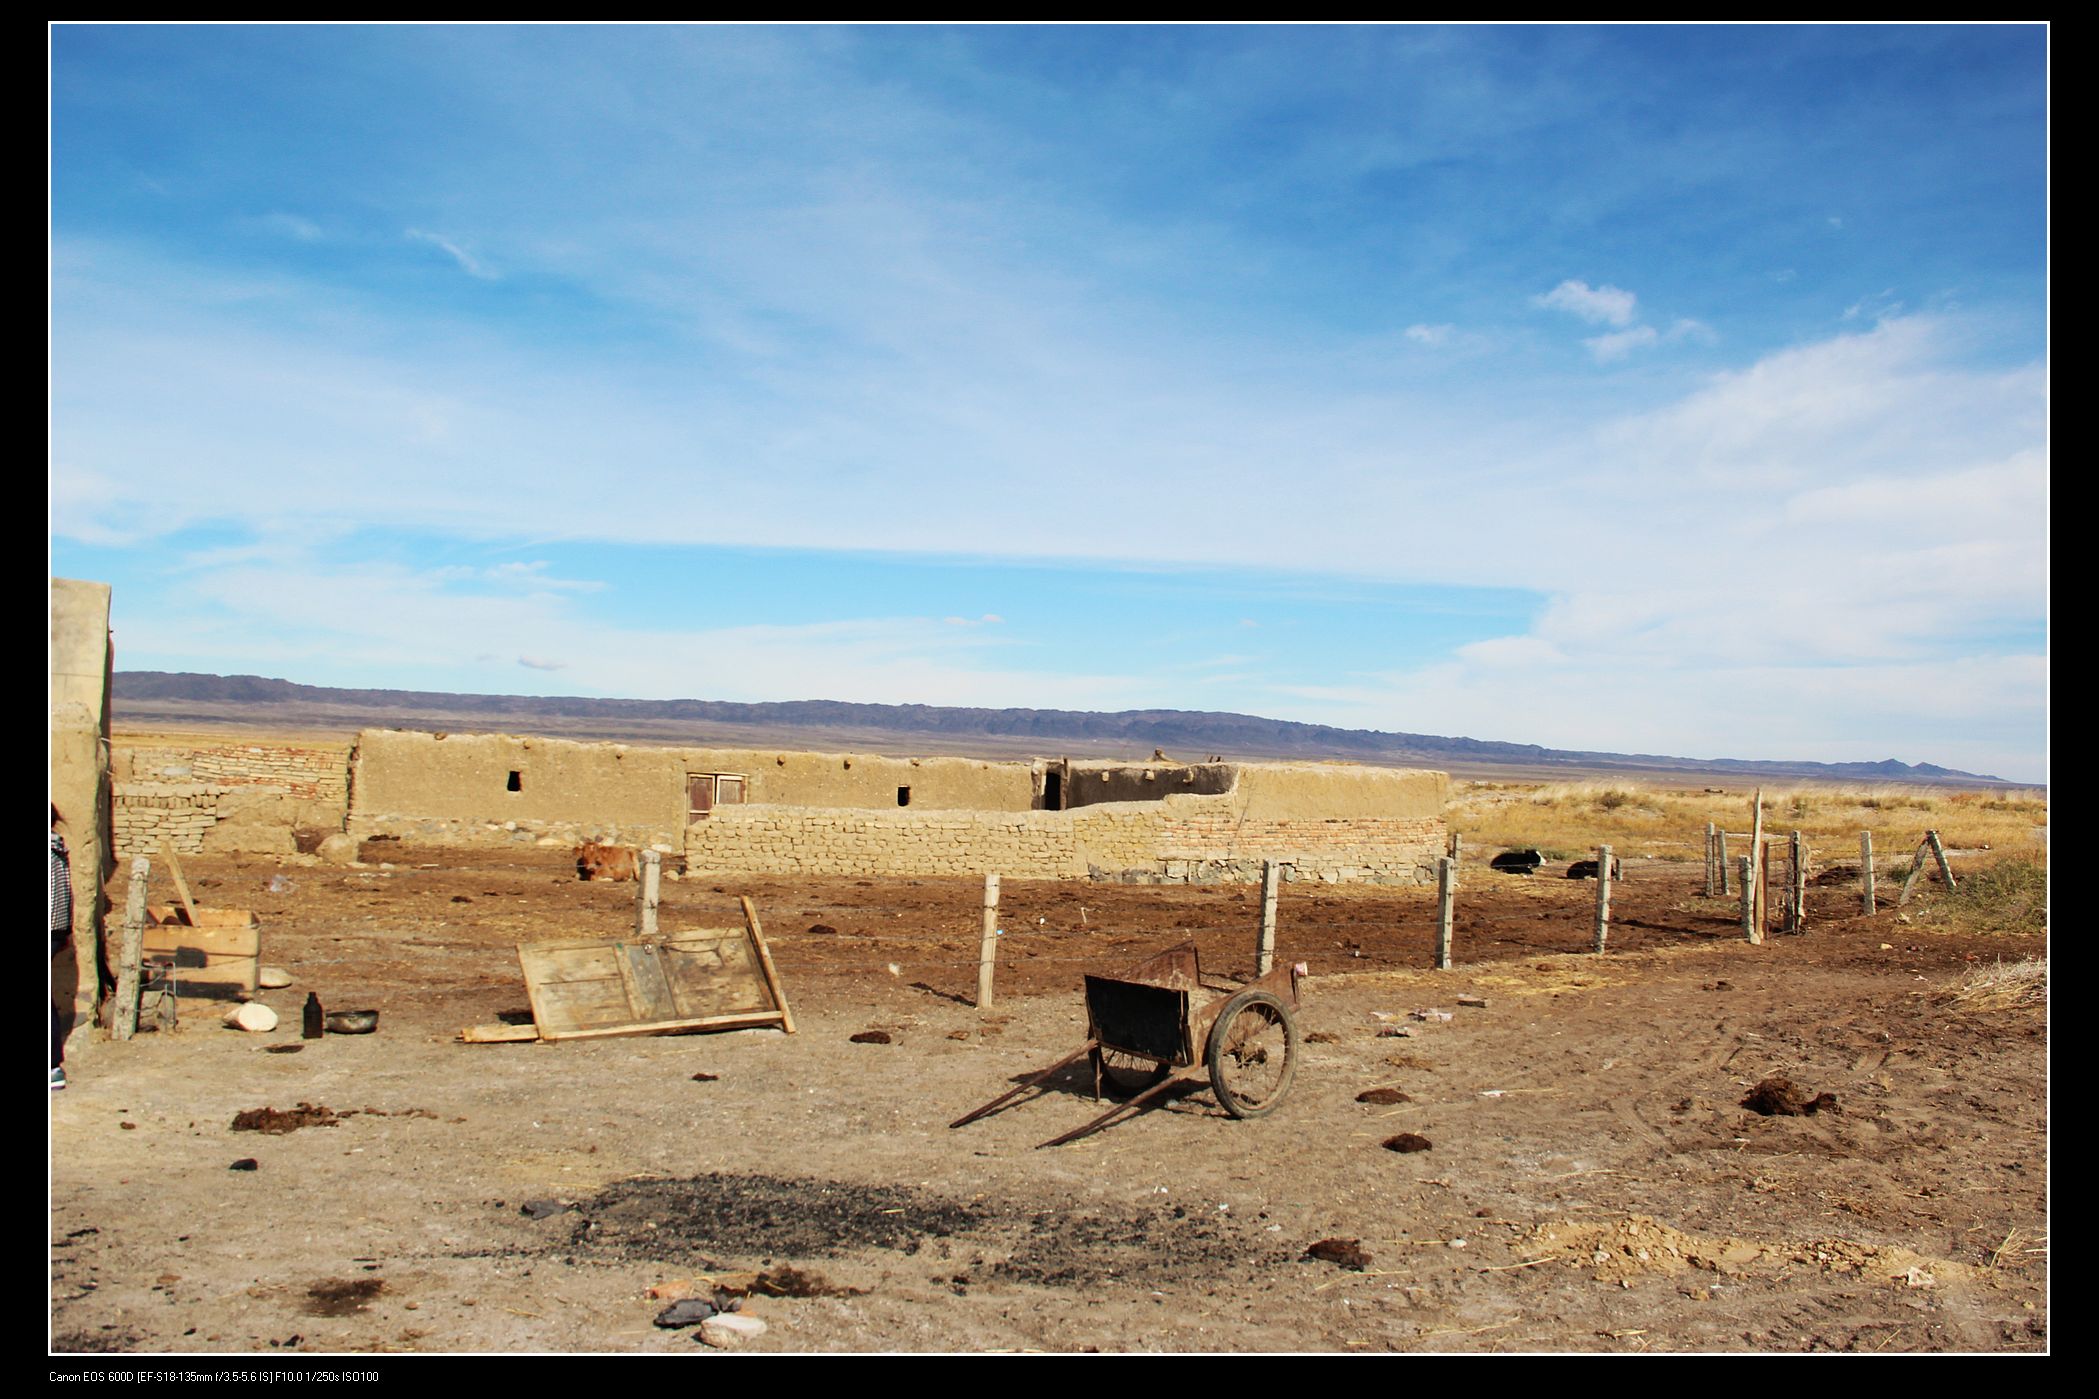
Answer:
49, 24, 2048, 781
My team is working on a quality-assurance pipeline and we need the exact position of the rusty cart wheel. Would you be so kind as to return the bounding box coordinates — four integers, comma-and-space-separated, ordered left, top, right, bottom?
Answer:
1205, 990, 1299, 1119
1094, 1045, 1170, 1098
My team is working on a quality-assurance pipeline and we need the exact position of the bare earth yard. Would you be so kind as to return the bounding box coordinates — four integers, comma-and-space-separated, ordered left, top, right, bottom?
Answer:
50, 847, 2046, 1354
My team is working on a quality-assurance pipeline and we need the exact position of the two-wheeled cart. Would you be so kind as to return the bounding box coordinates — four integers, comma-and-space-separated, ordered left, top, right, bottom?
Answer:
949, 939, 1304, 1148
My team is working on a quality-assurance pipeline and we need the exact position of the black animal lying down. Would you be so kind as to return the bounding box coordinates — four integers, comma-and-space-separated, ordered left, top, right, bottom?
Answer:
1566, 856, 1623, 880
1489, 849, 1543, 875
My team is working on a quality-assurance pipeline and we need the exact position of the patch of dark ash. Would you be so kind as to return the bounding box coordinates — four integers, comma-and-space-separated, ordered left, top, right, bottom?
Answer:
990, 1207, 1281, 1289
567, 1172, 984, 1265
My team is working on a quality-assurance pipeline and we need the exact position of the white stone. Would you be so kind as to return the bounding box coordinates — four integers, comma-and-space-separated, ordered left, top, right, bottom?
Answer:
225, 1002, 279, 1032
258, 967, 293, 989
317, 833, 360, 864
699, 1313, 767, 1348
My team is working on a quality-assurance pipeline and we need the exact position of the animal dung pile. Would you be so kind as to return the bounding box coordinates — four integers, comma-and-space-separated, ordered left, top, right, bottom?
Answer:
1303, 1238, 1373, 1270
1740, 1077, 1839, 1116
1383, 1133, 1434, 1153
231, 1103, 345, 1134
1356, 1087, 1412, 1105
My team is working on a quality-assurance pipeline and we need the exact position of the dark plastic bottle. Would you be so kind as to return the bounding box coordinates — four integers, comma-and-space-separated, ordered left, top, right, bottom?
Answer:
303, 992, 324, 1040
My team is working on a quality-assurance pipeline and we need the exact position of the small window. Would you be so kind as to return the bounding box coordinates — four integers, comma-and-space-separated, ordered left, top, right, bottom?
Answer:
897, 786, 911, 807
506, 770, 522, 792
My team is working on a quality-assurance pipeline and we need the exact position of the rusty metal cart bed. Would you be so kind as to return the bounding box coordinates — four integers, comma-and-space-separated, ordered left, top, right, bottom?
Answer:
950, 939, 1305, 1148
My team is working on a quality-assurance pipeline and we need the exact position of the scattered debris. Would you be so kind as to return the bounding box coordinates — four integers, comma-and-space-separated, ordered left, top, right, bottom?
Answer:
1410, 1009, 1453, 1023
654, 1297, 718, 1329
1456, 995, 1489, 1009
303, 1278, 384, 1317
699, 1312, 768, 1348
1305, 1031, 1340, 1044
807, 923, 839, 936
232, 1103, 344, 1134
267, 876, 297, 895
1383, 1133, 1434, 1153
324, 1010, 380, 1035
258, 967, 293, 988
1377, 1026, 1414, 1039
1740, 1077, 1839, 1117
850, 1030, 893, 1044
229, 1159, 258, 1171
1304, 1238, 1373, 1270
1702, 981, 1733, 992
1357, 1087, 1412, 1105
224, 1003, 279, 1034
264, 1045, 302, 1055
519, 1198, 576, 1220
690, 1072, 720, 1082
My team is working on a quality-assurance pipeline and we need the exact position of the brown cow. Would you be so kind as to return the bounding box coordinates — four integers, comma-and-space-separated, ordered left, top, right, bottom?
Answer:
574, 843, 640, 882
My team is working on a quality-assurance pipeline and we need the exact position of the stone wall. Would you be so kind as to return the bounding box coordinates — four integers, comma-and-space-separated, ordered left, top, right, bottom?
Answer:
684, 793, 1448, 886
110, 737, 353, 856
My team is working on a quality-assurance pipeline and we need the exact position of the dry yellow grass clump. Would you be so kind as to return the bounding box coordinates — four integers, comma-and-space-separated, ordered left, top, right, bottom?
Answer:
1449, 779, 2048, 864
1942, 957, 2047, 1014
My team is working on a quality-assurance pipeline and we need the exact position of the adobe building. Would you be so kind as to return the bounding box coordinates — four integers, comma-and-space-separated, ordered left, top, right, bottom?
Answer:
341, 729, 1450, 885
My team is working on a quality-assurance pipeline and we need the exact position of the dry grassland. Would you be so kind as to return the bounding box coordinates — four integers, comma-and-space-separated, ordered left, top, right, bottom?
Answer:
1448, 779, 2047, 863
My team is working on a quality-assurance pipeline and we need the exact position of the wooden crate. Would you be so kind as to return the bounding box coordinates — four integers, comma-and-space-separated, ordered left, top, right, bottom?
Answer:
143, 905, 260, 996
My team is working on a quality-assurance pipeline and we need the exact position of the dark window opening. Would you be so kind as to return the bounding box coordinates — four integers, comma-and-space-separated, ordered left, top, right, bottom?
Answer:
897, 786, 912, 807
506, 770, 522, 792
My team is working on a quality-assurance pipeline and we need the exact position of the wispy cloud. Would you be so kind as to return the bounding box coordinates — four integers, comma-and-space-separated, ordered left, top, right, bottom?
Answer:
406, 229, 499, 280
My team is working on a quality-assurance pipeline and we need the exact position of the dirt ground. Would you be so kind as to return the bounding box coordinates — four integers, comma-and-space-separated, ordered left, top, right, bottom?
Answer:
49, 845, 2048, 1354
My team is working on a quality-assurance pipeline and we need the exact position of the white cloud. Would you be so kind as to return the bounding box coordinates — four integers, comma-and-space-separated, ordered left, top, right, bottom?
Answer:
1534, 279, 1638, 327
1582, 325, 1658, 362
517, 656, 566, 671
1405, 323, 1455, 346
406, 229, 500, 280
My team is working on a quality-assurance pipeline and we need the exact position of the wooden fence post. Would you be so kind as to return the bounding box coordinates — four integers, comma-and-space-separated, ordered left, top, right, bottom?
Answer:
1927, 830, 1957, 890
1717, 828, 1730, 894
1704, 822, 1718, 896
1789, 830, 1805, 934
1592, 845, 1612, 954
1860, 831, 1875, 915
1740, 856, 1758, 944
1899, 838, 1930, 906
1257, 860, 1281, 976
1750, 790, 1765, 934
977, 873, 1001, 1010
113, 856, 150, 1042
635, 850, 661, 937
1436, 856, 1455, 970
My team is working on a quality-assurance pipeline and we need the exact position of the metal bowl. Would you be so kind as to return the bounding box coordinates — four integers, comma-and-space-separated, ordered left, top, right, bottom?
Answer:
324, 1009, 380, 1034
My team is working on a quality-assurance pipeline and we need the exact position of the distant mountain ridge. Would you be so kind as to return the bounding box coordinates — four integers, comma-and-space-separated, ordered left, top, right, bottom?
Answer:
109, 672, 2009, 784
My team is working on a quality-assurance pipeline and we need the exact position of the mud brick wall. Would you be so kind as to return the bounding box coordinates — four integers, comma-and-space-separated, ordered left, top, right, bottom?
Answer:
120, 741, 352, 803
1153, 813, 1449, 885
112, 783, 231, 857
685, 796, 1448, 886
111, 738, 355, 857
